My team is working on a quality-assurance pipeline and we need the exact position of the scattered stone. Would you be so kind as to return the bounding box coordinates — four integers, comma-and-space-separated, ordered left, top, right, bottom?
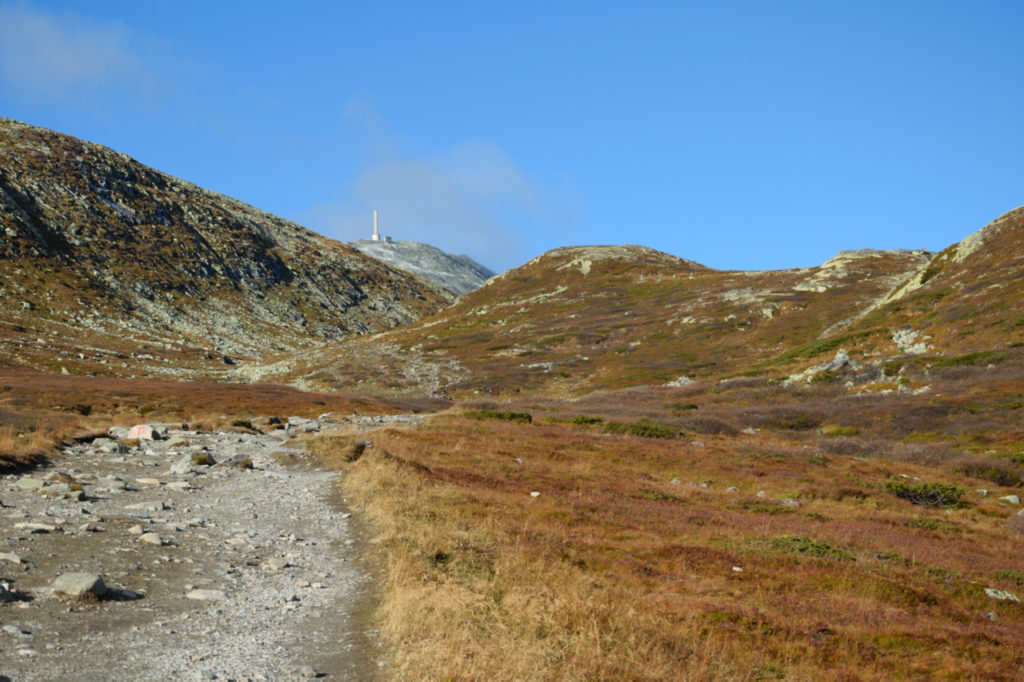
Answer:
999, 495, 1020, 505
298, 665, 319, 678
977, 489, 989, 497
0, 583, 15, 603
166, 481, 193, 491
220, 454, 253, 469
690, 440, 705, 448
732, 566, 743, 573
186, 589, 226, 602
170, 456, 194, 476
16, 477, 46, 490
741, 428, 757, 435
14, 522, 56, 533
93, 438, 128, 454
726, 486, 740, 493
778, 498, 801, 508
530, 491, 541, 498
127, 525, 144, 535
0, 551, 22, 565
53, 572, 107, 600
139, 533, 164, 546
984, 588, 1021, 602
165, 437, 190, 448
191, 452, 215, 466
135, 478, 161, 487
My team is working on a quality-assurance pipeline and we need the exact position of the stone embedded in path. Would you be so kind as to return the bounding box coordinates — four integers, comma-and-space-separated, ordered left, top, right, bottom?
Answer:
138, 533, 164, 546
14, 522, 57, 533
0, 551, 23, 565
93, 438, 128, 454
15, 477, 45, 490
186, 589, 226, 601
53, 572, 108, 599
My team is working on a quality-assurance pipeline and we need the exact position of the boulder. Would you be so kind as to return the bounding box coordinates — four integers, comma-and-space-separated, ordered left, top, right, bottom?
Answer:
127, 424, 158, 441
53, 572, 107, 599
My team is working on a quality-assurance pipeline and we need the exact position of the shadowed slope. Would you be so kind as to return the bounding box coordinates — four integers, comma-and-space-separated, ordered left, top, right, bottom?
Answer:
0, 118, 452, 379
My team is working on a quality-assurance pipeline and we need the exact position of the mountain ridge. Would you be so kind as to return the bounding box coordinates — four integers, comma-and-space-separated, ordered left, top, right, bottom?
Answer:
0, 117, 452, 378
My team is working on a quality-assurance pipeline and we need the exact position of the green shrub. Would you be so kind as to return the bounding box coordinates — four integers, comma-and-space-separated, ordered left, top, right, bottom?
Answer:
465, 409, 533, 424
885, 480, 965, 508
995, 569, 1024, 586
931, 351, 1004, 368
824, 426, 859, 438
904, 517, 962, 535
571, 415, 603, 425
603, 418, 679, 439
770, 535, 853, 561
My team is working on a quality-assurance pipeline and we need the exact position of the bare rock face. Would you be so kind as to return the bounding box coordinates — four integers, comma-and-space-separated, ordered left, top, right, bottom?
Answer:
351, 239, 495, 295
0, 117, 453, 377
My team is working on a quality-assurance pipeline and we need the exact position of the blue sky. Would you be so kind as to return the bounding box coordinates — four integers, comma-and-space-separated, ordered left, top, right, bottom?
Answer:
1, 1, 1021, 272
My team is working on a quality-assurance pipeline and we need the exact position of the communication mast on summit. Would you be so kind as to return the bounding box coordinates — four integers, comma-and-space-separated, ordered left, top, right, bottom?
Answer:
371, 209, 392, 243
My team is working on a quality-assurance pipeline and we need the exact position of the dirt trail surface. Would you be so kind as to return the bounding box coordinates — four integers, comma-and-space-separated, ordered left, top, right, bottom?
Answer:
0, 416, 385, 680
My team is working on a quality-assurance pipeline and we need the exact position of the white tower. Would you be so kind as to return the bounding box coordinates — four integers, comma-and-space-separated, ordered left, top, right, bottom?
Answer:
372, 209, 380, 241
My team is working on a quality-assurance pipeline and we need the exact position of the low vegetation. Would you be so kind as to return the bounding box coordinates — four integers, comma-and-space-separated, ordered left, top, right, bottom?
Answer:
318, 367, 1024, 680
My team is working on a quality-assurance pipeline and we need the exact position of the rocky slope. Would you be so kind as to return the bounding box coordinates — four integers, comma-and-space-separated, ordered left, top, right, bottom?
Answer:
245, 243, 930, 395
249, 208, 1024, 397
350, 239, 495, 295
0, 118, 452, 378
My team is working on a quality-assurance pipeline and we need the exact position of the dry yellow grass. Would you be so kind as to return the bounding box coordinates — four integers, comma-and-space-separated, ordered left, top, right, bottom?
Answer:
320, 381, 1024, 680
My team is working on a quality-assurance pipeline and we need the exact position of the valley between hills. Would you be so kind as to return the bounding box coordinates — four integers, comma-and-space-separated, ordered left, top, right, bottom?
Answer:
2, 119, 1024, 679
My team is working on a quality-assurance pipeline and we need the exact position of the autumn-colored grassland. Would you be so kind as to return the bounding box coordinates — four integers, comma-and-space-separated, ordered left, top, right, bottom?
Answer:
319, 362, 1024, 680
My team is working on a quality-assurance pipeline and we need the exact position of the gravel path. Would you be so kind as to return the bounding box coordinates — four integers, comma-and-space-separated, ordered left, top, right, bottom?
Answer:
0, 417, 378, 680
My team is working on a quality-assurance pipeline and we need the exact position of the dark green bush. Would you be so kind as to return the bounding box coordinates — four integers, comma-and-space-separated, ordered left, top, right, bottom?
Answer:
770, 535, 853, 561
465, 409, 533, 424
885, 480, 965, 507
603, 418, 679, 439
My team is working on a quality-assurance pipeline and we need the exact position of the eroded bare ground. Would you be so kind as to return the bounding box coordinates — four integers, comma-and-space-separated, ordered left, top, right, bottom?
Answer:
0, 416, 380, 680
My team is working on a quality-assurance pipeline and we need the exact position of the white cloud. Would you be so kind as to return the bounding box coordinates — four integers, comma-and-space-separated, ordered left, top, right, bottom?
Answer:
0, 2, 148, 102
298, 139, 565, 272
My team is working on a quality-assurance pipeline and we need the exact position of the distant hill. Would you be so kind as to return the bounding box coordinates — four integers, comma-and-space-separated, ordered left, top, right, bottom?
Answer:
249, 211, 1024, 397
350, 239, 495, 295
0, 118, 452, 379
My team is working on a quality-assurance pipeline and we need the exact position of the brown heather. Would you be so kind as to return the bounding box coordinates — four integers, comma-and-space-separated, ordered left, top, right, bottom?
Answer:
5, 122, 1024, 679
318, 361, 1024, 680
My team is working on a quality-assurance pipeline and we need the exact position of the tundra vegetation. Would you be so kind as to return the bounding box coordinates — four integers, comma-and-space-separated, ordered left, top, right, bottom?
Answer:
313, 360, 1024, 680
3, 120, 1024, 678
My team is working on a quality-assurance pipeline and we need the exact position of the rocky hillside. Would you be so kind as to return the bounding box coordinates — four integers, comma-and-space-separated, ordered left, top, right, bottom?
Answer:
0, 118, 452, 378
252, 209, 1023, 397
350, 239, 495, 295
